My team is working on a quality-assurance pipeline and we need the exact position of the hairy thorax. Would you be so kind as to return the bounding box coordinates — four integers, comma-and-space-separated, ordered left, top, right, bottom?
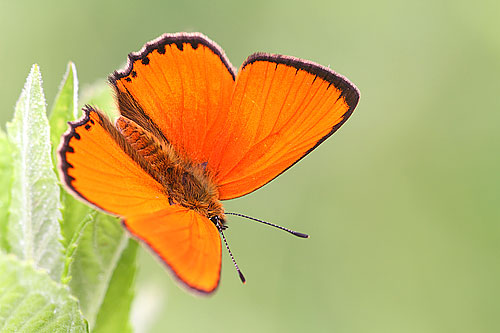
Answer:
116, 116, 224, 219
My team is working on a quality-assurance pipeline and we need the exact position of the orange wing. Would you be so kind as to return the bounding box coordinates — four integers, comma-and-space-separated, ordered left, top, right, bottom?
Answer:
109, 32, 236, 167
212, 54, 360, 199
58, 106, 221, 293
124, 208, 221, 293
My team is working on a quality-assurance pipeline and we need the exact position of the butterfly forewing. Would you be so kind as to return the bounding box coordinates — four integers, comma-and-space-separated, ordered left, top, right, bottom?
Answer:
213, 54, 359, 199
110, 33, 236, 169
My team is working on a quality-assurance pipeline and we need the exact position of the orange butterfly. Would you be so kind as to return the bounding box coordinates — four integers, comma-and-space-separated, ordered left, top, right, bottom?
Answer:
58, 32, 359, 293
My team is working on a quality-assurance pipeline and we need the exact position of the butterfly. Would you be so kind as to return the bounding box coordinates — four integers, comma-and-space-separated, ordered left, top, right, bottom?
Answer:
58, 32, 359, 294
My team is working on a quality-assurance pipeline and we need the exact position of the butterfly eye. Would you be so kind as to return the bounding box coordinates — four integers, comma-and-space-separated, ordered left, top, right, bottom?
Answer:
210, 215, 227, 230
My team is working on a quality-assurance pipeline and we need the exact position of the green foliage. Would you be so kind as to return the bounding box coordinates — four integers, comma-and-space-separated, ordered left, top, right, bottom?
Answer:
6, 64, 64, 280
0, 255, 88, 332
0, 64, 139, 332
0, 130, 12, 252
66, 212, 130, 329
49, 62, 78, 160
94, 239, 138, 333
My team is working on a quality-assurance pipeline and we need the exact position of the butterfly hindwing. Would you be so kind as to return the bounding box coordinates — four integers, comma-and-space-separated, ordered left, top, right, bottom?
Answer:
124, 208, 222, 293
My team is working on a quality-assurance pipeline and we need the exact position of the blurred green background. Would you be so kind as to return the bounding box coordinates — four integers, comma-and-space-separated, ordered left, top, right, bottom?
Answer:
2, 0, 499, 332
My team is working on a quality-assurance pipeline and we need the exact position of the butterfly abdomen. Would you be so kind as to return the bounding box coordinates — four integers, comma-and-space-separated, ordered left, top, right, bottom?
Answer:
116, 116, 223, 219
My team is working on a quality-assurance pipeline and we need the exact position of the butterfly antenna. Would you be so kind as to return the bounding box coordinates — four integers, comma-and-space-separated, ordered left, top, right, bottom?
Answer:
225, 212, 309, 238
215, 218, 246, 284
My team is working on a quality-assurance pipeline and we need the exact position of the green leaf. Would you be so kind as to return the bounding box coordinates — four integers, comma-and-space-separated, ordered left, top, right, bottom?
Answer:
66, 213, 130, 329
6, 64, 64, 280
47, 61, 91, 264
0, 254, 88, 332
48, 62, 94, 251
93, 239, 138, 333
49, 62, 78, 159
60, 210, 94, 285
0, 130, 13, 252
60, 195, 93, 249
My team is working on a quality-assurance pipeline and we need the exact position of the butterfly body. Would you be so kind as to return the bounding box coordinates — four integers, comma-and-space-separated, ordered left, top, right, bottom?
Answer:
58, 32, 359, 293
116, 115, 224, 220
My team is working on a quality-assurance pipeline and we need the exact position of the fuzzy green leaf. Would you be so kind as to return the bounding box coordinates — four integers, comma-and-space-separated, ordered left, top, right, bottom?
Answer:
66, 212, 130, 329
0, 254, 88, 332
6, 65, 64, 280
49, 62, 78, 158
49, 62, 94, 250
93, 239, 138, 333
0, 130, 13, 252
59, 195, 93, 249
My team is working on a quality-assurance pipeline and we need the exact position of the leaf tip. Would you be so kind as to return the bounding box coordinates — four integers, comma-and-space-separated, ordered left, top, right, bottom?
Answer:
29, 63, 42, 79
